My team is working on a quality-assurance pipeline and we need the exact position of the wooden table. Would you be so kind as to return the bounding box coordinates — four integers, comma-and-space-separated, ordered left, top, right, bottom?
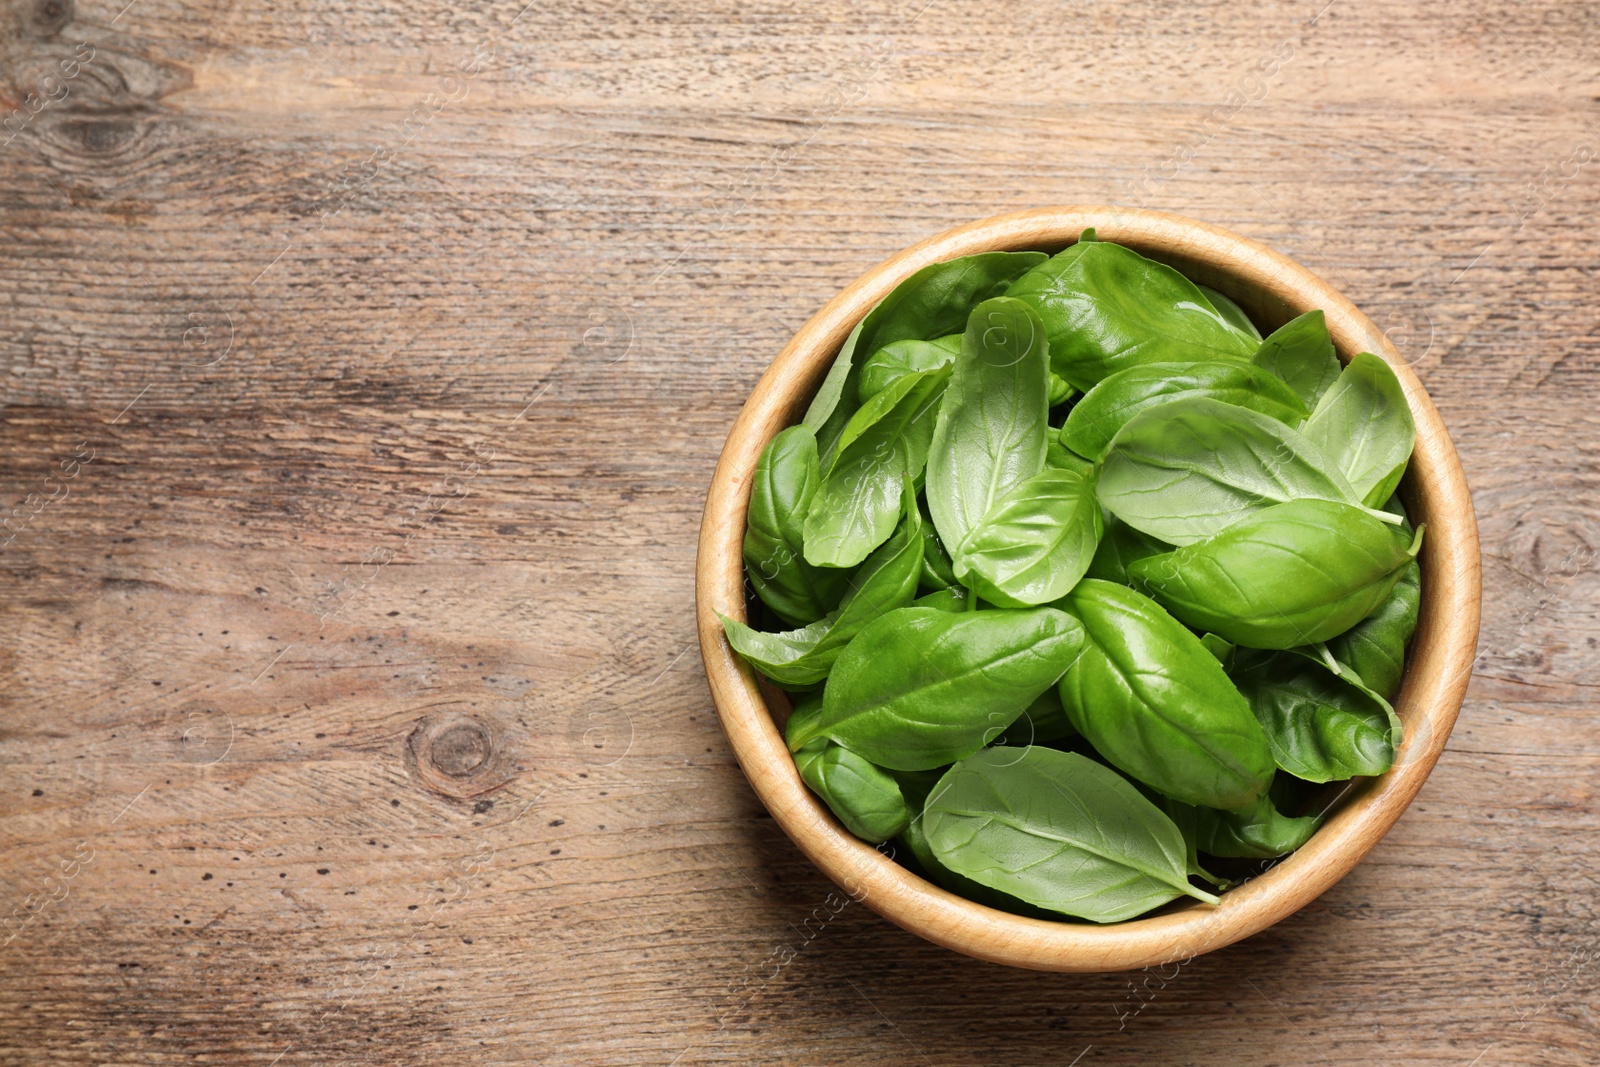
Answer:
1, 1, 1595, 1063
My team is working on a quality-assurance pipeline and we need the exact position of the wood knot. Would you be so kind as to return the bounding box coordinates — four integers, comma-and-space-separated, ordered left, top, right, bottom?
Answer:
408, 710, 516, 799
27, 0, 73, 36
432, 723, 492, 777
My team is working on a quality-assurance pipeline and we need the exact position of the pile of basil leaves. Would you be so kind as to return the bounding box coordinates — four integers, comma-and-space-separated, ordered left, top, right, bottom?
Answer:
720, 230, 1423, 924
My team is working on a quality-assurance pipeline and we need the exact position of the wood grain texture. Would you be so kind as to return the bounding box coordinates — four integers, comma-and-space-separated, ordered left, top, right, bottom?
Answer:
0, 0, 1595, 1061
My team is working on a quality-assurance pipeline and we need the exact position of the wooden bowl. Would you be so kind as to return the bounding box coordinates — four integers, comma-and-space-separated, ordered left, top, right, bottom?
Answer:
695, 207, 1482, 972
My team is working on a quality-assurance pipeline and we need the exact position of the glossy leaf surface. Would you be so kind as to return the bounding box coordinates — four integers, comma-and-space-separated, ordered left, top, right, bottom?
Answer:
742, 426, 851, 626
802, 366, 949, 568
1302, 351, 1416, 507
1055, 580, 1274, 811
1250, 310, 1341, 408
1098, 396, 1377, 546
803, 251, 1046, 459
858, 338, 957, 402
1196, 284, 1262, 342
1062, 360, 1307, 462
952, 467, 1103, 608
1006, 237, 1256, 389
722, 494, 923, 685
1130, 499, 1423, 649
794, 740, 911, 843
923, 748, 1219, 923
925, 297, 1052, 554
1083, 513, 1170, 584
791, 605, 1085, 771
1231, 651, 1398, 782
1192, 793, 1322, 859
1324, 556, 1421, 701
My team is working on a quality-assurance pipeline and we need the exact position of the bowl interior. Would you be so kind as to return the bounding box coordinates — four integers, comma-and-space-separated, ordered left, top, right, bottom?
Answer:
695, 207, 1482, 972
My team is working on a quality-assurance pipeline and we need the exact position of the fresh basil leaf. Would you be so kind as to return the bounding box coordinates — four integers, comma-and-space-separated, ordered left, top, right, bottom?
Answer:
1062, 360, 1308, 462
1196, 284, 1262, 342
743, 426, 852, 626
1250, 310, 1341, 409
1230, 650, 1398, 782
1083, 512, 1170, 584
803, 251, 1047, 460
899, 808, 1057, 918
722, 490, 924, 685
794, 740, 911, 844
996, 686, 1077, 746
1129, 499, 1424, 649
1191, 792, 1322, 859
912, 587, 969, 613
925, 297, 1052, 555
1097, 395, 1387, 546
1199, 633, 1236, 667
1323, 555, 1421, 701
1006, 237, 1256, 390
1046, 435, 1095, 477
1142, 793, 1230, 887
1047, 372, 1076, 407
1302, 351, 1416, 507
858, 339, 957, 403
1055, 580, 1274, 811
790, 605, 1085, 771
923, 748, 1220, 923
917, 494, 960, 591
783, 693, 823, 751
717, 611, 836, 688
803, 365, 949, 568
951, 467, 1103, 608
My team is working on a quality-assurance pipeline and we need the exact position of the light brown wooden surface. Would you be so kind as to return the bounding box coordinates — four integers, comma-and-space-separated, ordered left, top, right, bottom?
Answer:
0, 0, 1594, 1062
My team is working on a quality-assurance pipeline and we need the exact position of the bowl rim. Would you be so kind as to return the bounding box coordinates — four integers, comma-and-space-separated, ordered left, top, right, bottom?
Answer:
694, 206, 1482, 972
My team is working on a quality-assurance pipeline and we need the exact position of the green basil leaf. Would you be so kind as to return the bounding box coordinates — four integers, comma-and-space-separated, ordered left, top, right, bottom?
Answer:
1323, 556, 1421, 701
1250, 310, 1341, 409
1083, 512, 1171, 584
951, 467, 1103, 608
1192, 792, 1322, 859
742, 426, 852, 626
899, 809, 1057, 918
790, 605, 1085, 771
917, 494, 960, 591
923, 748, 1220, 923
803, 365, 949, 568
1097, 395, 1383, 546
996, 686, 1077, 746
1062, 360, 1308, 462
1302, 352, 1416, 507
722, 491, 924, 685
911, 587, 969, 613
783, 693, 823, 751
1199, 633, 1236, 667
803, 251, 1047, 460
1046, 435, 1095, 477
794, 740, 911, 844
858, 339, 957, 403
1047, 372, 1076, 407
925, 297, 1052, 555
1196, 284, 1262, 342
1230, 650, 1398, 782
1129, 499, 1424, 649
717, 611, 836, 688
1005, 237, 1256, 390
1055, 580, 1274, 811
